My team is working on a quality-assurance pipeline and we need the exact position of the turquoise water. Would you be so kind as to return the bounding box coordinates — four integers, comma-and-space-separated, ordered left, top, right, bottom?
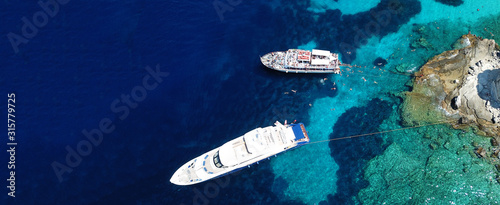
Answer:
270, 0, 500, 204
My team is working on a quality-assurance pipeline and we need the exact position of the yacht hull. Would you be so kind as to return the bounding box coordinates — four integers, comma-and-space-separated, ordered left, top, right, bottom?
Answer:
170, 122, 309, 185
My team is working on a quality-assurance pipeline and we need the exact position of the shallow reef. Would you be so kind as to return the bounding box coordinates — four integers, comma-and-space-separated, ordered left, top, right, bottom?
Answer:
357, 11, 500, 204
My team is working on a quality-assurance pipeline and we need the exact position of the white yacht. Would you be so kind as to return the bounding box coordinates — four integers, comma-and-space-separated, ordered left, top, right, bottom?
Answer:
260, 49, 345, 73
170, 121, 310, 185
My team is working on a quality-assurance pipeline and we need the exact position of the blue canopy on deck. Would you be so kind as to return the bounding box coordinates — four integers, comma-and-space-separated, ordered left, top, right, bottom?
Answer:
291, 123, 306, 141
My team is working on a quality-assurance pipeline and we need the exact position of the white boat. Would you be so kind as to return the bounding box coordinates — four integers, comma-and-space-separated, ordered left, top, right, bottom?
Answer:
170, 121, 310, 186
260, 49, 344, 73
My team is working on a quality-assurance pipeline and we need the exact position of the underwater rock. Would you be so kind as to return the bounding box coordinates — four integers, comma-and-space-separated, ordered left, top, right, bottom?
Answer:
402, 34, 500, 136
373, 57, 388, 67
474, 147, 486, 158
429, 142, 438, 150
395, 63, 410, 73
434, 0, 464, 7
414, 25, 427, 35
360, 140, 500, 204
410, 37, 432, 49
358, 143, 425, 204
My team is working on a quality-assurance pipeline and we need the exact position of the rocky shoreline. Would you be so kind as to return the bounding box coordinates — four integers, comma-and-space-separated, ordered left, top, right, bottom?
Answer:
402, 34, 500, 138
359, 34, 500, 204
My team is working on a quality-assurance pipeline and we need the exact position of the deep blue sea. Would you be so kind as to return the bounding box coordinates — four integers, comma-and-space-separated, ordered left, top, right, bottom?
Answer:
2, 0, 500, 204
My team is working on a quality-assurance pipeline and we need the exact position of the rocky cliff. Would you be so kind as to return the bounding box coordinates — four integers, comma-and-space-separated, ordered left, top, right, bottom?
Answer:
402, 34, 500, 137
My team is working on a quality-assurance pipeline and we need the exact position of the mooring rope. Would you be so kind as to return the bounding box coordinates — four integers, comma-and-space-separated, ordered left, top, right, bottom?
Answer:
306, 120, 454, 145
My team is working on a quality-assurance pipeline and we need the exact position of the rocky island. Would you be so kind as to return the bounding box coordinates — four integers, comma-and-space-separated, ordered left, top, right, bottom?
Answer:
402, 34, 500, 138
359, 35, 500, 204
